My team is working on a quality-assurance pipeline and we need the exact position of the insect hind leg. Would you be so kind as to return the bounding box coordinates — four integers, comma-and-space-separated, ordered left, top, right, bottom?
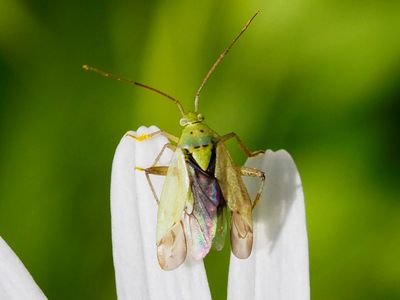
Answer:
239, 166, 266, 209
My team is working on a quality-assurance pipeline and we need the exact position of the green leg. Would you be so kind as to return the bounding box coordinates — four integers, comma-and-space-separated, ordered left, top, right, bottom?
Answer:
150, 143, 177, 167
217, 132, 264, 157
218, 132, 265, 209
126, 130, 179, 144
140, 166, 169, 204
135, 143, 176, 204
239, 166, 266, 210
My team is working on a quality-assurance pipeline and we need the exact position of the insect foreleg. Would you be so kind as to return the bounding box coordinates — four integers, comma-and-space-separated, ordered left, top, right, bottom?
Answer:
151, 143, 177, 167
126, 130, 179, 144
239, 166, 266, 210
217, 132, 264, 157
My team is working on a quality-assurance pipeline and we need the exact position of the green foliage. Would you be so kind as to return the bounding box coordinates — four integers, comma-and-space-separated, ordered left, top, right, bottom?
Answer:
0, 0, 399, 299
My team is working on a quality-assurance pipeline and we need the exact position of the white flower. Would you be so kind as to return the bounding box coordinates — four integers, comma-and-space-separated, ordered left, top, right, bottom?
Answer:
0, 237, 47, 300
228, 150, 310, 300
111, 126, 309, 300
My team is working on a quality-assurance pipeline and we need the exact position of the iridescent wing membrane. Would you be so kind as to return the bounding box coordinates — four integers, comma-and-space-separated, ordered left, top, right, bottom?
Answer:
185, 153, 226, 260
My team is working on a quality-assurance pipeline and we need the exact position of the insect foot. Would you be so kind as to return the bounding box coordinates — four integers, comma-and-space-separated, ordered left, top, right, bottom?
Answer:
252, 150, 266, 157
125, 133, 153, 142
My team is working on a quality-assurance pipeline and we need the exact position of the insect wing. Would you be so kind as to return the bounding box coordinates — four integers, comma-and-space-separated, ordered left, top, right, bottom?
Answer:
215, 142, 253, 259
186, 162, 222, 259
156, 148, 190, 270
212, 206, 227, 251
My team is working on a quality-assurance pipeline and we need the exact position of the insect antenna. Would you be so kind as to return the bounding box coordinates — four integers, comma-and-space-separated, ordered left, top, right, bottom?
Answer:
82, 65, 186, 116
194, 11, 259, 112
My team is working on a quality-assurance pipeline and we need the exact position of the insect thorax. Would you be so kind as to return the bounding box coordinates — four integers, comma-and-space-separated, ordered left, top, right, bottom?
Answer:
179, 123, 216, 171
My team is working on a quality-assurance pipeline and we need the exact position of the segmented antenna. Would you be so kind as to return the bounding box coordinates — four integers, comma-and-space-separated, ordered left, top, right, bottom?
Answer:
82, 65, 186, 116
194, 11, 260, 112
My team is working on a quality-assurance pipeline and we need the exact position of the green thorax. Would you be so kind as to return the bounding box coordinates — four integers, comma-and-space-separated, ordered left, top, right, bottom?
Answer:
178, 120, 217, 171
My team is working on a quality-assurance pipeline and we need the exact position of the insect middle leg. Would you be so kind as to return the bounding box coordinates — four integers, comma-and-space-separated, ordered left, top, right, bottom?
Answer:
135, 143, 177, 204
218, 132, 264, 157
126, 130, 179, 144
239, 167, 266, 210
137, 166, 169, 204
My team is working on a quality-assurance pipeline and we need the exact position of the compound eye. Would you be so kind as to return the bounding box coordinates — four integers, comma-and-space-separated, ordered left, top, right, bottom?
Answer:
179, 118, 188, 126
197, 114, 204, 121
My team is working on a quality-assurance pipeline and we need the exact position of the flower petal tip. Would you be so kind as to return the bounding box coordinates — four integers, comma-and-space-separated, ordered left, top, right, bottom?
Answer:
0, 237, 47, 300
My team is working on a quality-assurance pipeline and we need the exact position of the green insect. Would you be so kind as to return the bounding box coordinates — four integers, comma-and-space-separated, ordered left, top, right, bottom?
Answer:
84, 11, 265, 270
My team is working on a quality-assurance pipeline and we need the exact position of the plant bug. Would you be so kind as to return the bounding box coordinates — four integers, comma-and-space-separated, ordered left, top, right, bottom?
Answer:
84, 11, 266, 270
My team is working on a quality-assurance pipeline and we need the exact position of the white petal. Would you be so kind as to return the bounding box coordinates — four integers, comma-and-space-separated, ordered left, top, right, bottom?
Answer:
0, 237, 47, 300
111, 126, 211, 300
228, 150, 310, 300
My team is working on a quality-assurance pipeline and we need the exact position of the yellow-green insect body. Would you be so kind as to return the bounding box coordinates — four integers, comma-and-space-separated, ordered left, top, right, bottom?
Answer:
152, 106, 263, 270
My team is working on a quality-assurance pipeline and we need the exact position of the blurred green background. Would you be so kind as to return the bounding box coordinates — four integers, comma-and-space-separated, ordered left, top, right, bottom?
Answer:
1, 0, 399, 299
